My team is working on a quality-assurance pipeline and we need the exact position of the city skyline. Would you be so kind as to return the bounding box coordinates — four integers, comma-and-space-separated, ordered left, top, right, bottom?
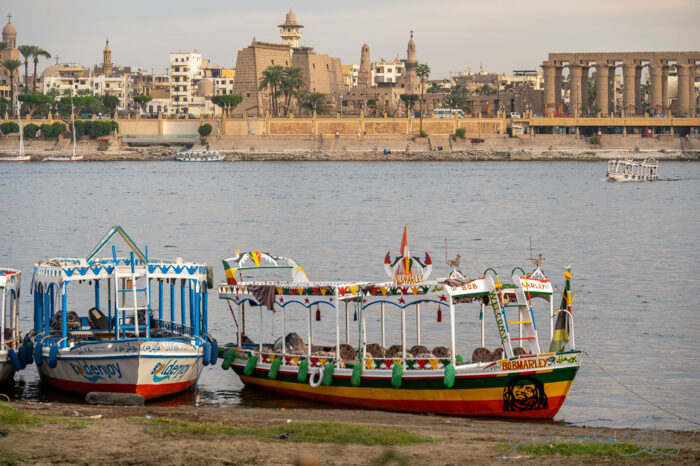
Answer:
3, 0, 699, 78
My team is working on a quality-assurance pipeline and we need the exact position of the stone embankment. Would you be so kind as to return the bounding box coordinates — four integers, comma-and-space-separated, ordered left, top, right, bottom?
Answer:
1, 133, 698, 161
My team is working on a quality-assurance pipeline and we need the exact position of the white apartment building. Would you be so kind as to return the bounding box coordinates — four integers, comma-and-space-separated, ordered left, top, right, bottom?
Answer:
41, 65, 129, 113
169, 49, 205, 116
373, 58, 403, 84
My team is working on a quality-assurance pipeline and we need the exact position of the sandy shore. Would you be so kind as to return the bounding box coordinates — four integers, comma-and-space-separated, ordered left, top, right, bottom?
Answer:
1, 401, 698, 464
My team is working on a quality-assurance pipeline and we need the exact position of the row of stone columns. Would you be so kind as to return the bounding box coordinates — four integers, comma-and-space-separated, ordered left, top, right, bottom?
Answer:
543, 59, 697, 116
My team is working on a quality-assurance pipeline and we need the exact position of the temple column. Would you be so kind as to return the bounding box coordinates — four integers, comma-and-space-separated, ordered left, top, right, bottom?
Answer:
543, 62, 556, 115
677, 64, 690, 115
608, 66, 616, 115
554, 65, 562, 105
596, 64, 609, 115
622, 62, 636, 114
569, 64, 582, 114
634, 65, 642, 114
689, 64, 697, 116
581, 65, 589, 114
649, 64, 663, 115
662, 65, 669, 112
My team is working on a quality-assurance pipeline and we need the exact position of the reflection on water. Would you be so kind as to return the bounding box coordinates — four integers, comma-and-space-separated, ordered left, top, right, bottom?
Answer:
0, 161, 698, 430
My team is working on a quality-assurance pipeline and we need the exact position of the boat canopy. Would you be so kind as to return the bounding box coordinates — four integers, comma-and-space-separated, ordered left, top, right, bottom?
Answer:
0, 268, 21, 292
33, 225, 208, 288
223, 251, 310, 285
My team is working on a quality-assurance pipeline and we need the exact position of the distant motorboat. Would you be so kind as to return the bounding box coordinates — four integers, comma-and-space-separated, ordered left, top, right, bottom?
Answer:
606, 158, 658, 182
175, 150, 225, 162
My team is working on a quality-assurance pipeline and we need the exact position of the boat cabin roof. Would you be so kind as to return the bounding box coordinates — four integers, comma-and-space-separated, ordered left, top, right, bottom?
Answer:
0, 267, 20, 291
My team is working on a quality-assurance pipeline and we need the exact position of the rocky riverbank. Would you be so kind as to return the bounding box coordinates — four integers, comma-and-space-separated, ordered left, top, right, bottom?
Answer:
1, 401, 698, 465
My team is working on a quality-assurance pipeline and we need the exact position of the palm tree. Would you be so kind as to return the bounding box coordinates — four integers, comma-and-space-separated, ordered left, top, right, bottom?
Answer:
0, 43, 7, 52
258, 65, 284, 116
18, 45, 35, 92
301, 92, 327, 115
31, 47, 51, 93
1, 59, 22, 111
416, 63, 431, 132
280, 67, 305, 115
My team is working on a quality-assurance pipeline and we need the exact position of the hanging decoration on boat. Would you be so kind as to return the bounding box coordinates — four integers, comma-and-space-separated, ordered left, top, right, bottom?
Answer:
223, 251, 310, 285
436, 305, 442, 322
384, 225, 432, 285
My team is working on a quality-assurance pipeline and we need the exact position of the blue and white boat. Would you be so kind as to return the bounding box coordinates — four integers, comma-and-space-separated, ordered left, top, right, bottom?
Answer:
29, 226, 217, 399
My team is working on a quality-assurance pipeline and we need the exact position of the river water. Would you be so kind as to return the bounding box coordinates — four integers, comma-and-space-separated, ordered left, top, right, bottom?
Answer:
1, 160, 698, 430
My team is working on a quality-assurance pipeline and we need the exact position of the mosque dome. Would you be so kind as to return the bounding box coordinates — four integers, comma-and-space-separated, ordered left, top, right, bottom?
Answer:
285, 10, 296, 24
196, 78, 214, 98
2, 20, 16, 38
41, 64, 61, 78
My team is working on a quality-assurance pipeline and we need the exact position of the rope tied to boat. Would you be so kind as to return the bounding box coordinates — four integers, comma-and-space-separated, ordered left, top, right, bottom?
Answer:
583, 350, 699, 427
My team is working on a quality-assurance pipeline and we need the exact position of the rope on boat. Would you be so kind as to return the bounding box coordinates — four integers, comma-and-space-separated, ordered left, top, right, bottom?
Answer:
583, 350, 700, 427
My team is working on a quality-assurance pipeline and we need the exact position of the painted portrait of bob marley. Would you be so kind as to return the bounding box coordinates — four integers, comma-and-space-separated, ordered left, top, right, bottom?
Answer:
503, 375, 549, 411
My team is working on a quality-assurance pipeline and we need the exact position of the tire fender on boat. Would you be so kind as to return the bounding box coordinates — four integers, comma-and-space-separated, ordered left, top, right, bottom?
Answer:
322, 363, 334, 386
268, 357, 282, 379
202, 342, 211, 366
48, 345, 58, 369
297, 359, 309, 382
25, 342, 34, 365
309, 366, 323, 388
444, 363, 456, 388
243, 354, 258, 376
221, 349, 235, 370
34, 341, 43, 367
209, 338, 218, 365
17, 346, 27, 370
8, 349, 21, 371
351, 362, 363, 387
391, 363, 403, 389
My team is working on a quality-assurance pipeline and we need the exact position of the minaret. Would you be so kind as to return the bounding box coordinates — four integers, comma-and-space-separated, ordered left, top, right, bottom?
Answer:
278, 10, 304, 48
103, 38, 112, 76
358, 44, 371, 88
404, 31, 418, 93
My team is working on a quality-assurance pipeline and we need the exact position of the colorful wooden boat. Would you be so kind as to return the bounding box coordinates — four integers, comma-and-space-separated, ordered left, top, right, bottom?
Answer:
0, 267, 24, 383
30, 226, 217, 399
218, 232, 581, 419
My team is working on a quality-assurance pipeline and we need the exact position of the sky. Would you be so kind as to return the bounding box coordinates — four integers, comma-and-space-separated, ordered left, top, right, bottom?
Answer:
3, 0, 699, 79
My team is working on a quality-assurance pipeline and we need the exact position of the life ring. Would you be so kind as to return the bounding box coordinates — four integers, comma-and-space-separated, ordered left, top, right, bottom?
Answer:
309, 366, 324, 388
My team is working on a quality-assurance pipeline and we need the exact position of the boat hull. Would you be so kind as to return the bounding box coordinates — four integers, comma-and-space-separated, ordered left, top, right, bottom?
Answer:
43, 156, 83, 162
37, 339, 204, 399
0, 354, 16, 383
0, 156, 30, 162
227, 350, 581, 419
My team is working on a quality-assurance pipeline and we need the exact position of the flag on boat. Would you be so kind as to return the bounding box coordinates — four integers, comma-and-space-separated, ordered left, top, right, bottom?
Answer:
399, 224, 412, 275
549, 270, 572, 352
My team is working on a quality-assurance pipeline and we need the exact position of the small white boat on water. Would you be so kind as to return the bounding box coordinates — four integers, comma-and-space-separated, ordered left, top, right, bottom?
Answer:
1, 267, 25, 383
0, 108, 30, 162
175, 150, 225, 162
43, 94, 83, 162
606, 158, 658, 182
29, 226, 217, 399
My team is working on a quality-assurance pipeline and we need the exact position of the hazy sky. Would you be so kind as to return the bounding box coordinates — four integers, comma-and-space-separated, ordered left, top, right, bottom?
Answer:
3, 0, 699, 78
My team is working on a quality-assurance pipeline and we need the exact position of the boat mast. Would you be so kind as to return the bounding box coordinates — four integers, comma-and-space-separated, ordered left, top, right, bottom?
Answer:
71, 92, 77, 158
17, 102, 24, 157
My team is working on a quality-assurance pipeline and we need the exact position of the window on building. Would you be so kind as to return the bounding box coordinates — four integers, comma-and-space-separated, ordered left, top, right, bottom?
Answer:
271, 59, 274, 65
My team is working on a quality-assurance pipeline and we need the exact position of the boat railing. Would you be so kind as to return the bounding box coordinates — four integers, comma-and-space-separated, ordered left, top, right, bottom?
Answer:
154, 319, 194, 336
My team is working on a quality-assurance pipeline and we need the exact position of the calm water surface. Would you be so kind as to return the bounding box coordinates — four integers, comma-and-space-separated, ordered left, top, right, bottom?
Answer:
1, 160, 698, 430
